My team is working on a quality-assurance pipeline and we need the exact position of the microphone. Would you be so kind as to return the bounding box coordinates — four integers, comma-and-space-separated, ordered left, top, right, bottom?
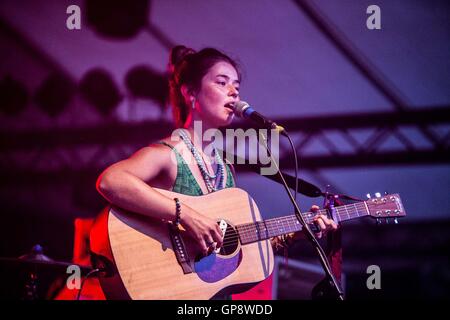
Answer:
232, 101, 286, 135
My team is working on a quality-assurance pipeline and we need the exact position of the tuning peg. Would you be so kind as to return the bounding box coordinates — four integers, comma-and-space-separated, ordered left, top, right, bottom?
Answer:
394, 218, 399, 224
366, 193, 371, 199
376, 218, 381, 225
384, 191, 389, 195
375, 192, 381, 198
385, 218, 389, 224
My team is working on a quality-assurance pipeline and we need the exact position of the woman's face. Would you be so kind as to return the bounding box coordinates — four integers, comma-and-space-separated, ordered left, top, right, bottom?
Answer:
194, 61, 240, 127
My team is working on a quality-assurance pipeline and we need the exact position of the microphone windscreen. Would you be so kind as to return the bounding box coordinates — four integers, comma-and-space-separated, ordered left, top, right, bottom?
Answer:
233, 101, 250, 117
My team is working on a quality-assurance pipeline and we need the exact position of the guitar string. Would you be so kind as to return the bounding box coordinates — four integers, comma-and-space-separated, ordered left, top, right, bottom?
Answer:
202, 201, 397, 247
221, 203, 369, 245
219, 203, 372, 246
234, 202, 369, 235
231, 202, 397, 245
181, 198, 397, 248
224, 200, 403, 246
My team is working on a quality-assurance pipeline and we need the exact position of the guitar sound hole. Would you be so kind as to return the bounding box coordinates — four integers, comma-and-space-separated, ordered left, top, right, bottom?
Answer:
218, 225, 239, 256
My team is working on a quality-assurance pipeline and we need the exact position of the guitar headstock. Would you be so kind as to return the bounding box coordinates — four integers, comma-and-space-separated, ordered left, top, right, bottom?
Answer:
365, 193, 406, 224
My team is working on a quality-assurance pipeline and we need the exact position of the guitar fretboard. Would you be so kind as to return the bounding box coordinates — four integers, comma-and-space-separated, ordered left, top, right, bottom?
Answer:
236, 201, 369, 245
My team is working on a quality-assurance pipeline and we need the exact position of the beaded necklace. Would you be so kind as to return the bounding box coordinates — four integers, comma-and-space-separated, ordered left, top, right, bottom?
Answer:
178, 130, 225, 193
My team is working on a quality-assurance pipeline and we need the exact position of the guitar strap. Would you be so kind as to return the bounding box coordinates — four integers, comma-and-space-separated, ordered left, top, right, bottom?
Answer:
168, 224, 193, 274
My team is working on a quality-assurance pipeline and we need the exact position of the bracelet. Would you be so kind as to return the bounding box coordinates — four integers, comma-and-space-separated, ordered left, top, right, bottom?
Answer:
173, 198, 181, 227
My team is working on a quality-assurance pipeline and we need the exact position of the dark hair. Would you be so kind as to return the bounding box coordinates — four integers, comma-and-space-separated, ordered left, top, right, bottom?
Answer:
168, 45, 241, 127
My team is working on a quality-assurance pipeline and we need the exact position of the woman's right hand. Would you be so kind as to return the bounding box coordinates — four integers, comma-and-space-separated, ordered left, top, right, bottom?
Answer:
179, 206, 224, 257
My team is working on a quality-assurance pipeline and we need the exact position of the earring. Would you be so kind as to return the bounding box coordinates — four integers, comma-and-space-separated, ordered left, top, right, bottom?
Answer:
191, 98, 196, 110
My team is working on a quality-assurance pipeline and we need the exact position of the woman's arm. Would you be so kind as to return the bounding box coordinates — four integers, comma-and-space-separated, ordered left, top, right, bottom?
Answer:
97, 144, 178, 221
96, 143, 224, 255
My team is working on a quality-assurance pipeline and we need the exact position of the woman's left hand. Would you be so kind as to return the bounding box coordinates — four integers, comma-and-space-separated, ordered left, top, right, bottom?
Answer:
272, 205, 339, 250
310, 205, 338, 239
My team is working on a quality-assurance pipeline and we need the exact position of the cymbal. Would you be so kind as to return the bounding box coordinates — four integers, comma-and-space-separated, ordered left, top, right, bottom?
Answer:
0, 257, 93, 273
0, 244, 93, 274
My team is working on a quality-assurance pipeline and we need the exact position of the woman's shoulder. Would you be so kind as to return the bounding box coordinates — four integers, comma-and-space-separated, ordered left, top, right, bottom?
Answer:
128, 136, 185, 166
151, 135, 186, 154
153, 136, 177, 148
125, 136, 179, 165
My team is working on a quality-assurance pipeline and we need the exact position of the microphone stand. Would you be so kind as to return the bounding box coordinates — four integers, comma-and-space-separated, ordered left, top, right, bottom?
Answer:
257, 130, 344, 300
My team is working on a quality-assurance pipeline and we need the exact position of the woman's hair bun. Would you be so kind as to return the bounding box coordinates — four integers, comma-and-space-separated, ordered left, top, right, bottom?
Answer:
169, 45, 196, 69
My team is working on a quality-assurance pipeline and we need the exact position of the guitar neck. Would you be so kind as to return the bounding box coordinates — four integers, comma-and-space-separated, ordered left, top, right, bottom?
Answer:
236, 201, 369, 245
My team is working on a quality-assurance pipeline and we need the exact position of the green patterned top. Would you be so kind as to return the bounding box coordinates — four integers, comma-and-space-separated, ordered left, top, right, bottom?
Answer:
158, 141, 235, 196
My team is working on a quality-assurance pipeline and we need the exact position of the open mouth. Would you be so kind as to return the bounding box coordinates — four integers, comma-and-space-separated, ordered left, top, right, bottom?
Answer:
224, 102, 235, 111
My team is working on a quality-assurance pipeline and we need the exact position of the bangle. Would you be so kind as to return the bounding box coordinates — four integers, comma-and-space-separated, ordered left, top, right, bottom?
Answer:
173, 198, 181, 227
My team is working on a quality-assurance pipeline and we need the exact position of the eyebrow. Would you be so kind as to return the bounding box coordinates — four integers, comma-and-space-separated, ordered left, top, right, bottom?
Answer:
216, 74, 240, 85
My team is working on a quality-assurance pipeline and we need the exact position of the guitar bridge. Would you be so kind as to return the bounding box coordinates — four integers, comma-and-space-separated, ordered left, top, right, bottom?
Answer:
168, 224, 193, 274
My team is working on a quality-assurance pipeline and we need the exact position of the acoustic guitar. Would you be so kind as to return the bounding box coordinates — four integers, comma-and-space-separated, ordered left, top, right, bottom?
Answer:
89, 187, 405, 299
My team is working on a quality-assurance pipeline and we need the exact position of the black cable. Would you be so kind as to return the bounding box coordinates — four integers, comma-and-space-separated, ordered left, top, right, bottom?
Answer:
76, 268, 101, 301
260, 129, 344, 300
284, 130, 299, 202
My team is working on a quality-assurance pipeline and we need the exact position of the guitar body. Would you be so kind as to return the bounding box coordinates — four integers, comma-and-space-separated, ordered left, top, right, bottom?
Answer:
90, 187, 274, 300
